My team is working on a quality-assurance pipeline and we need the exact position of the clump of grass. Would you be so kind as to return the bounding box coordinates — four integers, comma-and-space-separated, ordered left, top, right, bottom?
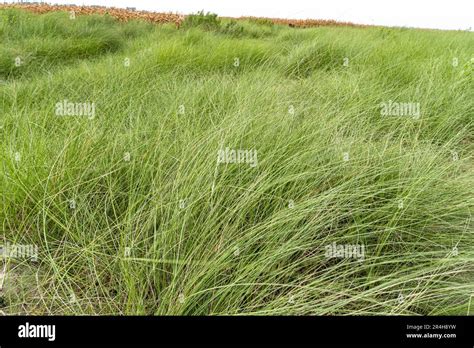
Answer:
220, 19, 276, 38
182, 12, 276, 39
0, 9, 152, 79
247, 17, 274, 27
181, 10, 221, 31
283, 41, 346, 78
221, 20, 245, 37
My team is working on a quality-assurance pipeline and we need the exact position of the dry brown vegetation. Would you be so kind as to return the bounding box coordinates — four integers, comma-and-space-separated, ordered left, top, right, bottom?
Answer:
0, 3, 184, 26
231, 16, 367, 28
0, 3, 365, 28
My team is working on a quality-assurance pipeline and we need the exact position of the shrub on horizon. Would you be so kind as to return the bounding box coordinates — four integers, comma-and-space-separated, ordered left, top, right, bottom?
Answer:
182, 10, 221, 31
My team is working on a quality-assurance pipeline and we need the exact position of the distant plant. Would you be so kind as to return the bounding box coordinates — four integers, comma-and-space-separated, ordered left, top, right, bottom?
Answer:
182, 10, 220, 31
247, 17, 274, 27
219, 19, 275, 39
0, 8, 21, 25
221, 20, 245, 37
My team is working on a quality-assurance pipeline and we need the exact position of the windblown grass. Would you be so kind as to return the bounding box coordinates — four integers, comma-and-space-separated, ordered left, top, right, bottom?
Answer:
0, 9, 473, 315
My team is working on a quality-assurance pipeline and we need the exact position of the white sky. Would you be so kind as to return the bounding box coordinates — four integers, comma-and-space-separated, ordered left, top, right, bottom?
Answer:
7, 0, 474, 30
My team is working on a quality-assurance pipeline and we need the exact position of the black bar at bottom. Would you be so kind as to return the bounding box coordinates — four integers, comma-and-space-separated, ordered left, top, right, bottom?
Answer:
0, 316, 472, 346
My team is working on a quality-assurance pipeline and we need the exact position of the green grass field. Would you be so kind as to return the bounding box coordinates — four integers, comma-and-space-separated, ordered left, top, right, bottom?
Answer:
0, 8, 473, 315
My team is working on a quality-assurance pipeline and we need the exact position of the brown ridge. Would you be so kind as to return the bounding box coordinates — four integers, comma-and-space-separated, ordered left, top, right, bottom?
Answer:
0, 4, 184, 26
0, 3, 365, 28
